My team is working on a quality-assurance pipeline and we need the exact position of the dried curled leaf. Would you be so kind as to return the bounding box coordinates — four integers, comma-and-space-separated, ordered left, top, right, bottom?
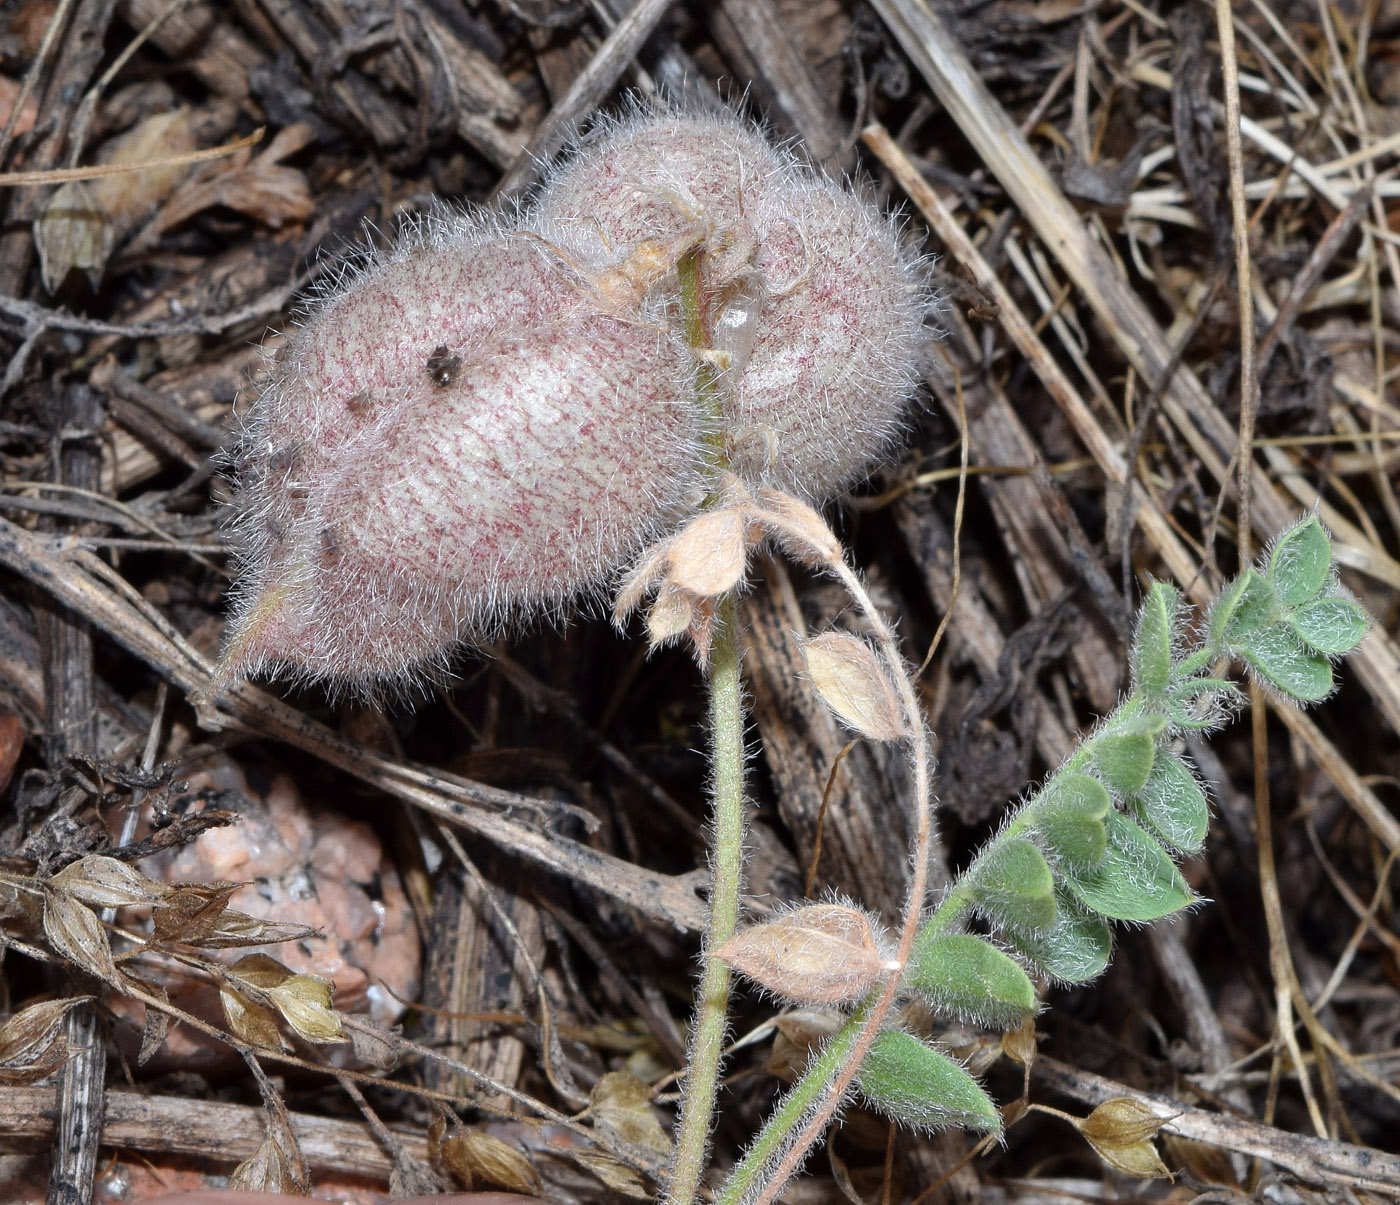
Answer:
222, 953, 343, 1045
151, 882, 320, 948
267, 973, 343, 1043
434, 1128, 542, 1195
42, 889, 119, 985
35, 182, 110, 292
1076, 1097, 1176, 1179
801, 631, 909, 742
151, 882, 242, 944
220, 985, 286, 1052
1002, 1016, 1037, 1067
228, 1126, 301, 1194
34, 109, 197, 290
0, 996, 88, 1085
130, 121, 315, 253
130, 976, 171, 1068
348, 1017, 401, 1070
192, 909, 324, 950
716, 904, 886, 1006
49, 854, 168, 910
589, 1069, 672, 1155
570, 1149, 650, 1198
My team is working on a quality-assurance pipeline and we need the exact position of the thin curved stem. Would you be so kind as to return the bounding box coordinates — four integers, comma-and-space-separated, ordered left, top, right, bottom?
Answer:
667, 594, 746, 1205
715, 511, 936, 1205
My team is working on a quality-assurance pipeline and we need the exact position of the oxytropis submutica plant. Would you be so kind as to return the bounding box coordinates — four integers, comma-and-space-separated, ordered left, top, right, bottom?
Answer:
215, 99, 1370, 1205
220, 104, 926, 690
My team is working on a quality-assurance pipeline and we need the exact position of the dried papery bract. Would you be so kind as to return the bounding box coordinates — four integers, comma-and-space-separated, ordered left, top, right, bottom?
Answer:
613, 474, 762, 662
715, 903, 889, 1007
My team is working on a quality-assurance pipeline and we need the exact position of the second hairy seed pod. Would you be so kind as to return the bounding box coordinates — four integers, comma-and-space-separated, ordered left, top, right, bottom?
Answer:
530, 107, 929, 500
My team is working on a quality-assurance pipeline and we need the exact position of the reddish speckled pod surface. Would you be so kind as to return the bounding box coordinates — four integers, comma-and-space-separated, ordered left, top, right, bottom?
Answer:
224, 214, 703, 689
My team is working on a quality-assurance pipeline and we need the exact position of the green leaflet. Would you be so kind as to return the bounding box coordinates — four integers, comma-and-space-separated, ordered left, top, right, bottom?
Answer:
1006, 887, 1113, 984
1062, 812, 1194, 922
1131, 751, 1208, 854
1132, 583, 1175, 699
1289, 596, 1368, 656
905, 932, 1037, 1030
1209, 568, 1276, 649
1268, 515, 1331, 607
858, 1030, 1001, 1133
1038, 773, 1111, 872
1236, 622, 1333, 702
971, 838, 1057, 932
1093, 715, 1164, 798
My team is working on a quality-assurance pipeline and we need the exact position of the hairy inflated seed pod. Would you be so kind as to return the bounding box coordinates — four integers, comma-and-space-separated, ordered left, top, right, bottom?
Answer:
527, 106, 929, 499
222, 104, 931, 693
223, 211, 704, 691
726, 173, 926, 498
531, 108, 785, 270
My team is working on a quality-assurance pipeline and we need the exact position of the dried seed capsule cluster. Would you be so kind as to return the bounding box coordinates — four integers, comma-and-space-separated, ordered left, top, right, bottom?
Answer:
223, 107, 928, 693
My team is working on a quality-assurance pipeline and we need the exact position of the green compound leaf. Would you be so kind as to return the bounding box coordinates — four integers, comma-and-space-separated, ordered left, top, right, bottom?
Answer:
1131, 751, 1208, 854
972, 838, 1057, 933
1208, 569, 1276, 649
1063, 812, 1194, 922
1289, 596, 1368, 656
1132, 583, 1176, 699
858, 1030, 1001, 1133
1038, 773, 1111, 872
1093, 715, 1164, 798
1006, 888, 1113, 985
905, 932, 1037, 1030
1237, 622, 1334, 702
1268, 515, 1331, 607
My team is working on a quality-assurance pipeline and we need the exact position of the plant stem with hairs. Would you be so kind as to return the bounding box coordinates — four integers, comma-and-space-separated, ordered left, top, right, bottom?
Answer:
666, 248, 750, 1205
